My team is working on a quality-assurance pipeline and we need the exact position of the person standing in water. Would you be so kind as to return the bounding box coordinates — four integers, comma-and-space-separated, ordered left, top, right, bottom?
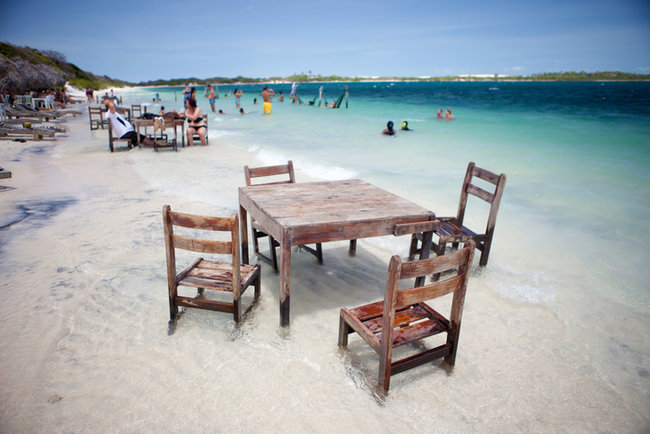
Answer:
208, 85, 217, 112
261, 86, 275, 114
234, 89, 242, 109
436, 109, 444, 119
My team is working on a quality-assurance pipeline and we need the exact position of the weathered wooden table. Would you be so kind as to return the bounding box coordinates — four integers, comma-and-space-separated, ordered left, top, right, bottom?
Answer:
239, 179, 435, 326
133, 118, 185, 147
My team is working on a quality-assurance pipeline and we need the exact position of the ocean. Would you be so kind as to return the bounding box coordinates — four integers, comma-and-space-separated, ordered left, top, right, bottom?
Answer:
122, 80, 650, 307
1, 81, 648, 431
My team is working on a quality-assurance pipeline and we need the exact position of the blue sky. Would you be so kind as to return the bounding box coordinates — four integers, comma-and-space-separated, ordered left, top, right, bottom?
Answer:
1, 0, 649, 82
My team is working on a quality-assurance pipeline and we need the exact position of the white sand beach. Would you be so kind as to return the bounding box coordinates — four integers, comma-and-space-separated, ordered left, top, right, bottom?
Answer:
0, 101, 648, 433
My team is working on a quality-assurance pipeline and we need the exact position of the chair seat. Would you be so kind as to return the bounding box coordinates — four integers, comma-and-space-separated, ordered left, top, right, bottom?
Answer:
177, 259, 260, 292
346, 301, 449, 348
437, 219, 479, 240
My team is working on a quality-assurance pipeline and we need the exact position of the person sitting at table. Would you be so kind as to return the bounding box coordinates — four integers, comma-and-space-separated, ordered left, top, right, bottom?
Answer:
185, 97, 207, 146
103, 97, 158, 148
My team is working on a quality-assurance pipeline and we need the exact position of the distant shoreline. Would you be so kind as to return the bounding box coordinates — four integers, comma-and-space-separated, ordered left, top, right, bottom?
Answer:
130, 78, 650, 90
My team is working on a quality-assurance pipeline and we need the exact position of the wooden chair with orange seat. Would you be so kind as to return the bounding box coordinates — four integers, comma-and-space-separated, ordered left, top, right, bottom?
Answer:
338, 237, 474, 393
409, 161, 506, 266
163, 205, 261, 327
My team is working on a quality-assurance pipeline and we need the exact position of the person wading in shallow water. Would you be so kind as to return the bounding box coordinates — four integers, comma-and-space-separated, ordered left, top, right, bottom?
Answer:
382, 120, 396, 136
261, 86, 275, 114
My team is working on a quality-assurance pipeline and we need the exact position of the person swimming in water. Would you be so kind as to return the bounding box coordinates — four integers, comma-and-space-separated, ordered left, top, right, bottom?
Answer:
382, 121, 395, 136
445, 108, 455, 120
436, 109, 444, 119
401, 121, 412, 131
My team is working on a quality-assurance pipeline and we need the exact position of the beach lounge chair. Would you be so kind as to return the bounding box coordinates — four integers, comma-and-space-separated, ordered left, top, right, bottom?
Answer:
163, 205, 261, 327
0, 121, 63, 140
409, 162, 506, 266
338, 239, 474, 392
244, 161, 323, 272
5, 105, 57, 122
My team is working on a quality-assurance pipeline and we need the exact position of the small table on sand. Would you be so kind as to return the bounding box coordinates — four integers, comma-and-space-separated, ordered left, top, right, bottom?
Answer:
239, 179, 435, 327
133, 118, 185, 147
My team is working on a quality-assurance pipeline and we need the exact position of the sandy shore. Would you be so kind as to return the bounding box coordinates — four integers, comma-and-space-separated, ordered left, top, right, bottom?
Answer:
0, 107, 647, 432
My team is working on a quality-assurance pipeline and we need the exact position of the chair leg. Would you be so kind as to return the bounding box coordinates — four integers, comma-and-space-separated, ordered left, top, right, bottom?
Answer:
478, 240, 490, 266
338, 314, 350, 347
233, 290, 242, 324
432, 240, 447, 281
254, 269, 261, 300
408, 234, 419, 260
168, 284, 178, 325
316, 243, 323, 264
378, 350, 392, 392
269, 236, 279, 273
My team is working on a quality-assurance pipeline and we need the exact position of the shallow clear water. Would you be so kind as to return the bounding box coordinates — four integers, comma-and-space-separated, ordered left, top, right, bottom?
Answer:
122, 81, 650, 308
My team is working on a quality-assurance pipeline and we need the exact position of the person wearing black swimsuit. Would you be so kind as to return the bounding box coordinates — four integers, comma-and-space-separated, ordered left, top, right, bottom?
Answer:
185, 97, 208, 146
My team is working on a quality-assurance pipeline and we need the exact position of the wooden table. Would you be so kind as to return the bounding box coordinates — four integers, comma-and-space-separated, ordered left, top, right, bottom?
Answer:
133, 118, 185, 147
239, 179, 435, 326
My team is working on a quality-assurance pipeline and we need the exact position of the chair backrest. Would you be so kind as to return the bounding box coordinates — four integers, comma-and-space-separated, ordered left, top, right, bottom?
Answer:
456, 162, 506, 235
131, 104, 142, 118
0, 103, 6, 121
244, 160, 295, 186
382, 240, 475, 344
162, 205, 240, 292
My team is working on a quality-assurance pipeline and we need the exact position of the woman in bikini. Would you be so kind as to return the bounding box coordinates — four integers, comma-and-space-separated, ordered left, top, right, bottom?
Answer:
185, 97, 208, 146
234, 88, 242, 108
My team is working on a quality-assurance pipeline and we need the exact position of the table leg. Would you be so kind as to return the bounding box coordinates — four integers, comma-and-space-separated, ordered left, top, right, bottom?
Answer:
239, 204, 249, 264
136, 122, 141, 146
279, 233, 292, 327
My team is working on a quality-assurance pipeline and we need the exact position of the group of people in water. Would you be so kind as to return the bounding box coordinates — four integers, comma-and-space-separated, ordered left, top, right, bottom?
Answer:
382, 108, 455, 136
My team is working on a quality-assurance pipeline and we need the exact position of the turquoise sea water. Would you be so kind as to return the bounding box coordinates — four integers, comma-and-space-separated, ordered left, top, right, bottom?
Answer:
120, 81, 650, 307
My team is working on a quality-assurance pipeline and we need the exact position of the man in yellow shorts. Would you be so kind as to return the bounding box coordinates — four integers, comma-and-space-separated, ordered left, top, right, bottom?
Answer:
261, 85, 276, 114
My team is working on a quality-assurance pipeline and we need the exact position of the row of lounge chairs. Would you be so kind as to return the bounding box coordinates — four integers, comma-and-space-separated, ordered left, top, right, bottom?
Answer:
0, 102, 69, 140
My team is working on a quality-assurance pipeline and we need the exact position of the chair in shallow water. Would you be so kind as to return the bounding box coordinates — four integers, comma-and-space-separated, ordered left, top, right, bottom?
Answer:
338, 240, 474, 392
243, 160, 322, 272
409, 162, 506, 267
163, 205, 261, 326
107, 119, 132, 152
187, 116, 208, 146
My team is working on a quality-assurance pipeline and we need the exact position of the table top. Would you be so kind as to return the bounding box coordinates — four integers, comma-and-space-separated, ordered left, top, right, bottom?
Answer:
239, 179, 434, 244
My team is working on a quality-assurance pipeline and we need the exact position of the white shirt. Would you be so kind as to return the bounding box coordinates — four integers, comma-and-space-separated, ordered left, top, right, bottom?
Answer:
105, 109, 133, 138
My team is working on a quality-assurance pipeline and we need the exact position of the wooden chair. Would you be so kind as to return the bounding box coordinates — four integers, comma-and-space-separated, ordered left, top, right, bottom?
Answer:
339, 240, 475, 392
188, 116, 209, 145
163, 206, 261, 326
88, 106, 106, 130
409, 162, 506, 266
244, 160, 322, 272
107, 119, 132, 152
131, 104, 142, 119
